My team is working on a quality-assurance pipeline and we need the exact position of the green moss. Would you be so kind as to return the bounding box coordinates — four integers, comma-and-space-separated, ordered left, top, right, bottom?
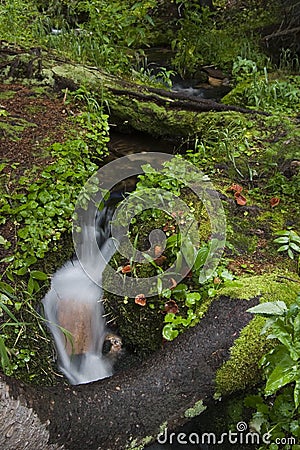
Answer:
215, 272, 300, 395
0, 90, 17, 100
127, 432, 158, 450
0, 115, 37, 141
184, 399, 207, 418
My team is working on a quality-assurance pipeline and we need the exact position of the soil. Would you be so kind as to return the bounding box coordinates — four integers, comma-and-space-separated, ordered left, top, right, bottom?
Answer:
0, 83, 72, 265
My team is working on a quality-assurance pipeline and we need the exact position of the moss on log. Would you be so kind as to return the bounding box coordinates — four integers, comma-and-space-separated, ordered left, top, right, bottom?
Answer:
0, 43, 268, 139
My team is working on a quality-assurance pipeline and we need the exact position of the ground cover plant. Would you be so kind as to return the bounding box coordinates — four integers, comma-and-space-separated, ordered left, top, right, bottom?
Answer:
0, 1, 299, 445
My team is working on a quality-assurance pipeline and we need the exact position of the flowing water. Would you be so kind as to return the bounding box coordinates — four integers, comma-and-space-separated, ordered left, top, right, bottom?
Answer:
42, 203, 118, 385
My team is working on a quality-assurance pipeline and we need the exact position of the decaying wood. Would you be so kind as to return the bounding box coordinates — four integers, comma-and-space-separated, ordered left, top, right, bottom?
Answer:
0, 297, 258, 450
0, 43, 269, 139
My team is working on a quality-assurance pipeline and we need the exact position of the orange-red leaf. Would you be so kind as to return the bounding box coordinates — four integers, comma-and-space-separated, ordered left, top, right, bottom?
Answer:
163, 222, 176, 233
135, 294, 146, 306
154, 255, 167, 266
121, 264, 131, 274
270, 197, 280, 208
234, 192, 247, 206
164, 300, 179, 314
228, 183, 243, 193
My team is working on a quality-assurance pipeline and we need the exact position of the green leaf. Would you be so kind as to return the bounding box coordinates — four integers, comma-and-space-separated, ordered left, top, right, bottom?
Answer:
273, 236, 289, 244
0, 335, 11, 371
265, 355, 297, 395
0, 301, 19, 323
193, 246, 209, 271
0, 281, 15, 295
185, 292, 201, 307
15, 266, 28, 276
287, 248, 294, 259
276, 244, 289, 252
294, 379, 300, 409
145, 14, 155, 26
182, 241, 196, 267
290, 241, 300, 253
30, 270, 48, 281
162, 323, 179, 341
247, 301, 288, 316
290, 231, 300, 243
27, 276, 35, 295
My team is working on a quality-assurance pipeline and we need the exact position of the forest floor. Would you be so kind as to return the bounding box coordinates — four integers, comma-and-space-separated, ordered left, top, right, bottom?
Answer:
0, 83, 71, 263
0, 79, 299, 387
0, 82, 294, 278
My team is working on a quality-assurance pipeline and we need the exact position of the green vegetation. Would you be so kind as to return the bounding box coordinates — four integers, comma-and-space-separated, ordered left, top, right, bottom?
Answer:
0, 98, 110, 382
0, 0, 299, 428
244, 297, 300, 449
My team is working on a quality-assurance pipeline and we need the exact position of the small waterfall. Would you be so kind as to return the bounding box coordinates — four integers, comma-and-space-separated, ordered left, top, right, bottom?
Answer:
42, 201, 119, 385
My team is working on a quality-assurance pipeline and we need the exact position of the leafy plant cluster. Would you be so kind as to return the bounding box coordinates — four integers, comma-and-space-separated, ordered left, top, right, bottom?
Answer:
170, 2, 275, 77
109, 157, 237, 342
245, 296, 300, 449
1, 111, 109, 279
0, 107, 109, 379
273, 230, 300, 272
229, 57, 300, 113
0, 0, 158, 74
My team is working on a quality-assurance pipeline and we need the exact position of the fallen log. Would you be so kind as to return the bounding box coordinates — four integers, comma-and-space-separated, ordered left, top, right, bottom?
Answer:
0, 43, 269, 139
0, 297, 258, 450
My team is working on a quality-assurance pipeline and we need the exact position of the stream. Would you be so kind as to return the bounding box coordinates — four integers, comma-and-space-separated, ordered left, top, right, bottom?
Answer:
42, 78, 237, 445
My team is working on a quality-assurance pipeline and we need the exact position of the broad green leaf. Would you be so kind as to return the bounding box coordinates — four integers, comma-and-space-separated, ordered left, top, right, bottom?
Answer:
276, 244, 289, 252
290, 241, 300, 252
287, 248, 294, 259
185, 292, 201, 307
273, 236, 289, 244
27, 276, 35, 295
15, 266, 28, 276
30, 270, 48, 281
193, 246, 209, 271
270, 321, 299, 359
247, 301, 288, 316
290, 231, 300, 243
162, 324, 179, 341
182, 241, 196, 267
265, 355, 297, 395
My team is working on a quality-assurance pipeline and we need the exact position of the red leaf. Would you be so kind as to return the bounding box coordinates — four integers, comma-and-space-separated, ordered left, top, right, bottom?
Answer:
163, 222, 176, 233
228, 183, 243, 193
164, 300, 179, 314
135, 294, 146, 306
234, 192, 247, 206
121, 264, 131, 274
270, 197, 280, 208
154, 255, 167, 266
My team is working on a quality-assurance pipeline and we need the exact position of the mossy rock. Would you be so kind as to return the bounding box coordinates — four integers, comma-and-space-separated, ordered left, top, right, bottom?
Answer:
215, 272, 300, 395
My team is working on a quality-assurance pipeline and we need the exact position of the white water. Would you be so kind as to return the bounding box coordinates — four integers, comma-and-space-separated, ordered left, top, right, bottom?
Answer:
42, 204, 118, 385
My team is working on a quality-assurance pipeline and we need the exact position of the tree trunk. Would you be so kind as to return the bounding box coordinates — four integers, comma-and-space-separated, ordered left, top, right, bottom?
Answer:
0, 297, 257, 450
